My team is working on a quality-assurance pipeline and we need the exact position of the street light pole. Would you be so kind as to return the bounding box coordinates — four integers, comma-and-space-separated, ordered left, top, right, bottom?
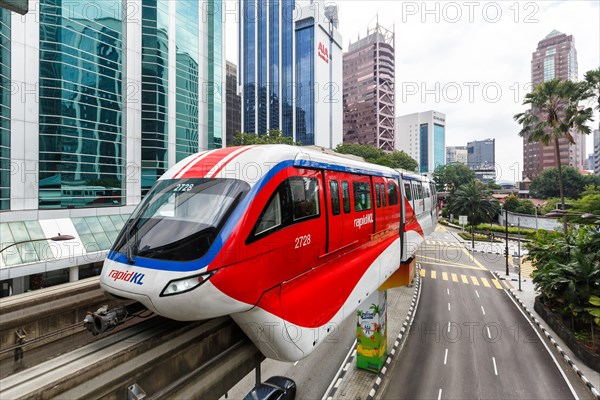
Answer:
517, 217, 521, 291
505, 208, 509, 276
0, 234, 75, 254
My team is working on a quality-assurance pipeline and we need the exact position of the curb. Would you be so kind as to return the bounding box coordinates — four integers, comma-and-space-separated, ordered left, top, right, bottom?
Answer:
493, 271, 600, 400
366, 265, 422, 400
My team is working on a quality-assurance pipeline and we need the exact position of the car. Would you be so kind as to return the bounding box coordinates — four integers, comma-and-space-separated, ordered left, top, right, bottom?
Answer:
243, 376, 297, 400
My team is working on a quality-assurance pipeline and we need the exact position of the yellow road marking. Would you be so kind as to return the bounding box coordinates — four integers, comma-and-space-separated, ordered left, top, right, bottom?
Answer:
451, 273, 458, 283
459, 247, 488, 270
470, 276, 480, 286
431, 270, 437, 279
492, 279, 503, 289
417, 255, 485, 271
503, 280, 513, 289
442, 272, 448, 281
420, 269, 426, 277
461, 275, 469, 284
481, 277, 491, 288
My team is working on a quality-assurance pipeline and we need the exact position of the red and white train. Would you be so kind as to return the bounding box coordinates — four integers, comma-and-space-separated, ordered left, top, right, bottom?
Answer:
100, 145, 437, 361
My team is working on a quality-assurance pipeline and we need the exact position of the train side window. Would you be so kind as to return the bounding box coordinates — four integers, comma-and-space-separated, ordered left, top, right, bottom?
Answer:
423, 183, 430, 198
418, 184, 424, 199
403, 182, 412, 201
342, 181, 351, 213
330, 180, 340, 215
353, 182, 371, 211
381, 183, 387, 206
291, 176, 320, 221
254, 192, 282, 235
388, 183, 398, 205
375, 183, 381, 208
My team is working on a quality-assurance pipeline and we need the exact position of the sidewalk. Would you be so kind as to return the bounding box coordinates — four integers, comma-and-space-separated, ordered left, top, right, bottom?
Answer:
324, 278, 419, 400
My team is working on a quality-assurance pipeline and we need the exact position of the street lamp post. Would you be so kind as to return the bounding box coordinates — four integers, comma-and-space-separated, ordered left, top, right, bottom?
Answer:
517, 217, 521, 292
0, 234, 75, 254
505, 208, 509, 276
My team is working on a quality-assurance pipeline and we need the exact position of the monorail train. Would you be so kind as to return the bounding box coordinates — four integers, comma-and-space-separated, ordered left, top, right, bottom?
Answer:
100, 145, 437, 361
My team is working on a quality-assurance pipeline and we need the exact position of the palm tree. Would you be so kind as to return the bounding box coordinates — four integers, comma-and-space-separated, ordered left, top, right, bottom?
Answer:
449, 181, 498, 225
583, 68, 600, 130
514, 79, 593, 233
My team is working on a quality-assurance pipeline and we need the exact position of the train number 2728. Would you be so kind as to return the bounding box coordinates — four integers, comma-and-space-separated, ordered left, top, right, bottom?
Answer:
295, 234, 311, 249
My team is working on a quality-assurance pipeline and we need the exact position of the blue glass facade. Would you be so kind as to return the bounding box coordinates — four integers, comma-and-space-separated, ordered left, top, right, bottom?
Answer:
269, 0, 279, 130
207, 0, 223, 149
141, 0, 169, 193
0, 10, 10, 210
175, 0, 199, 162
419, 124, 428, 174
242, 0, 294, 137
281, 0, 294, 137
295, 18, 314, 146
39, 0, 124, 209
433, 123, 445, 170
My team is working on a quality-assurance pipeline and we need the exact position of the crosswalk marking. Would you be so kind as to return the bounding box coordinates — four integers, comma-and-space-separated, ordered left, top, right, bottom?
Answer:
461, 275, 469, 284
470, 276, 480, 286
431, 271, 437, 279
420, 269, 426, 277
480, 277, 491, 288
442, 272, 448, 281
492, 279, 503, 289
451, 273, 458, 283
420, 267, 504, 290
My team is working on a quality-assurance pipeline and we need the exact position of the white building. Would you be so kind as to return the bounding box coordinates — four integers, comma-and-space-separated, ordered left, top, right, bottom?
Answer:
395, 111, 446, 175
446, 146, 467, 165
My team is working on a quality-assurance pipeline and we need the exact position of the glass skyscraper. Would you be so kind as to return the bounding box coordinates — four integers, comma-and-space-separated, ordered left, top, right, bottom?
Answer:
0, 0, 225, 296
240, 0, 295, 138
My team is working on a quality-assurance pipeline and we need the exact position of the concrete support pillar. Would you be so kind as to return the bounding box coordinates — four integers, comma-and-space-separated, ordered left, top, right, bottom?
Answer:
356, 290, 388, 372
69, 266, 79, 282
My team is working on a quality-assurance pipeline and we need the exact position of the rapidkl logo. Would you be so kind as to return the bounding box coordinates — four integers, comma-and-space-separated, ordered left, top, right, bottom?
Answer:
108, 269, 145, 285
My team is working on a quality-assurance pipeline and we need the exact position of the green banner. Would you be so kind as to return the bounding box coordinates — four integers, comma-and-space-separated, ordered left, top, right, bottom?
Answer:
356, 290, 387, 372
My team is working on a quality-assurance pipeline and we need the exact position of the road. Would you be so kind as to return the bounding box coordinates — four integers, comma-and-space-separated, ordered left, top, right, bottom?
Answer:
381, 226, 591, 400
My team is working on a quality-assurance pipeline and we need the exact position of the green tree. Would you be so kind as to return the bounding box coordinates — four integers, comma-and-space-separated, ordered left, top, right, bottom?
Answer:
486, 181, 501, 190
334, 143, 418, 171
433, 164, 475, 193
503, 195, 521, 212
232, 129, 300, 146
514, 78, 593, 233
573, 194, 600, 216
529, 166, 589, 199
448, 181, 499, 225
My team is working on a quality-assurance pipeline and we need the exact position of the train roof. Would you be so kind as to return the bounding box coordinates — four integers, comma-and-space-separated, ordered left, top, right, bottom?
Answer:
161, 145, 433, 186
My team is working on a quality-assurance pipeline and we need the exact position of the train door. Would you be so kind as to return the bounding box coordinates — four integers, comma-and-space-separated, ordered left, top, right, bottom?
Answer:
372, 177, 386, 232
325, 171, 345, 254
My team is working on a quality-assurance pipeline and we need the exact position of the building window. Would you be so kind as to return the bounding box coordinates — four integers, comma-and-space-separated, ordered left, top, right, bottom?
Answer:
0, 9, 10, 210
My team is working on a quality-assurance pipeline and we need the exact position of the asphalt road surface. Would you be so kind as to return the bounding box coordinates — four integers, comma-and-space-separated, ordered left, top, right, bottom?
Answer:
381, 227, 591, 400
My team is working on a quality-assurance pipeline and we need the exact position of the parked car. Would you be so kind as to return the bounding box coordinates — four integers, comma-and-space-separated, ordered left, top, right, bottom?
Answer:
243, 376, 297, 400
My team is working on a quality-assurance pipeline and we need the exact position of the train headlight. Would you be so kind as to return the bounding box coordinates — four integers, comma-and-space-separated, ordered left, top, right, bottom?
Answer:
160, 272, 214, 297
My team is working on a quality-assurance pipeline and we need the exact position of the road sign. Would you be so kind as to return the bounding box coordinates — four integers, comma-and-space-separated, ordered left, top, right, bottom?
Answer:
0, 0, 28, 14
459, 215, 468, 225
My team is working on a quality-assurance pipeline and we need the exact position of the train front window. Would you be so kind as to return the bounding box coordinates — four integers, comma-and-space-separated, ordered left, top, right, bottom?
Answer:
113, 178, 250, 262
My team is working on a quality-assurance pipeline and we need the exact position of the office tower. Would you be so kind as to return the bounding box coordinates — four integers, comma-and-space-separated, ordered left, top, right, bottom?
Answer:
226, 61, 241, 146
395, 111, 445, 175
295, 3, 342, 147
0, 0, 225, 295
467, 139, 496, 182
446, 146, 467, 165
343, 23, 395, 151
523, 30, 583, 179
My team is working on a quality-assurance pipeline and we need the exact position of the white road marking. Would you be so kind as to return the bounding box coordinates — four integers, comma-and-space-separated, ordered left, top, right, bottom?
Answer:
438, 388, 443, 400
487, 326, 492, 339
294, 361, 299, 366
447, 321, 451, 333
448, 302, 451, 311
447, 288, 450, 295
481, 306, 486, 315
444, 348, 448, 365
492, 357, 498, 376
475, 290, 480, 298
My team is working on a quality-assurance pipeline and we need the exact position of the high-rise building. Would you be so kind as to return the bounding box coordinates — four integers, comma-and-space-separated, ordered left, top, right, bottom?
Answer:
226, 61, 241, 146
239, 0, 295, 137
239, 0, 342, 146
395, 111, 445, 175
446, 146, 467, 165
523, 30, 583, 180
343, 23, 395, 151
594, 130, 600, 176
0, 0, 225, 296
295, 3, 342, 147
467, 139, 496, 182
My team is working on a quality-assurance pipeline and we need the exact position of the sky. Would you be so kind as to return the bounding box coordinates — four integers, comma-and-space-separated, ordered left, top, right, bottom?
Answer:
223, 0, 600, 183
